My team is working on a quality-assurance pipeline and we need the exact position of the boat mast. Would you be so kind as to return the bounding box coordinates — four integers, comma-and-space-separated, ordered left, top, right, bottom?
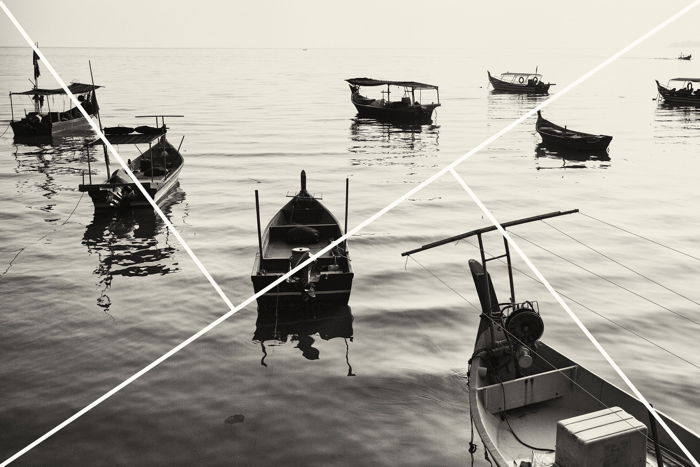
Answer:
89, 60, 110, 176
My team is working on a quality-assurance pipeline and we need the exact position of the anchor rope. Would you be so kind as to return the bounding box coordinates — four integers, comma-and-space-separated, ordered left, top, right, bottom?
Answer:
510, 231, 700, 327
543, 219, 700, 308
580, 211, 700, 262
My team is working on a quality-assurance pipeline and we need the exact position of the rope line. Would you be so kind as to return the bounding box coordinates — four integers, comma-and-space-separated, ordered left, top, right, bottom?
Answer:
580, 212, 700, 262
543, 219, 700, 308
511, 231, 700, 327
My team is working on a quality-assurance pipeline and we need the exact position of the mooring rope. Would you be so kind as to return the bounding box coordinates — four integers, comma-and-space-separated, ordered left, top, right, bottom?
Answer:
580, 211, 700, 262
510, 231, 700, 327
0, 121, 11, 138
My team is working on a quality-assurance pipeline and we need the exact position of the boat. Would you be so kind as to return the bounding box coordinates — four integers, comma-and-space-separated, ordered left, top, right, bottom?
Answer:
536, 111, 612, 152
78, 115, 184, 210
251, 170, 353, 308
401, 211, 700, 467
488, 70, 553, 94
9, 52, 101, 138
678, 53, 692, 61
655, 78, 700, 106
345, 78, 440, 124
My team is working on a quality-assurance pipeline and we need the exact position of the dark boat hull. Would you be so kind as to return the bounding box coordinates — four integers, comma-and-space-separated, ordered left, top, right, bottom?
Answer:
536, 111, 612, 152
656, 80, 700, 106
488, 72, 551, 94
352, 101, 439, 123
11, 112, 95, 137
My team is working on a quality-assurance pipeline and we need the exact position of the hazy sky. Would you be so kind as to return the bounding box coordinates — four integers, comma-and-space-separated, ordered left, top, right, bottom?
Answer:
0, 0, 698, 50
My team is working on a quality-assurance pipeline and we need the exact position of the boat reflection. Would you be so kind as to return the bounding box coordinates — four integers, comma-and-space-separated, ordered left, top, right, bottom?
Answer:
348, 117, 439, 166
254, 303, 355, 374
486, 92, 547, 122
534, 143, 610, 170
82, 187, 185, 314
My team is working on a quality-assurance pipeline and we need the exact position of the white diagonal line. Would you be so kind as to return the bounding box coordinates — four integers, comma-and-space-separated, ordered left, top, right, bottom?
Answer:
2, 0, 699, 464
448, 168, 699, 467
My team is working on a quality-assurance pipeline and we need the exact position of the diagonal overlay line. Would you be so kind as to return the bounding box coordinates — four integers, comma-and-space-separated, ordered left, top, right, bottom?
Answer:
2, 0, 700, 464
448, 168, 699, 467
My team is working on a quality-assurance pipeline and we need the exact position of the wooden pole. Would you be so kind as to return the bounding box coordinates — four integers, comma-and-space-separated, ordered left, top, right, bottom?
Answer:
177, 135, 185, 152
255, 190, 263, 261
149, 142, 153, 184
344, 177, 349, 235
9, 92, 14, 121
89, 60, 109, 176
86, 144, 92, 184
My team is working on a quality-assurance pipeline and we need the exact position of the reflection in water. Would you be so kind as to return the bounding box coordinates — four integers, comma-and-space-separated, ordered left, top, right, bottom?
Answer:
348, 117, 439, 168
653, 102, 700, 139
254, 304, 355, 375
486, 92, 548, 121
534, 143, 611, 170
82, 188, 185, 315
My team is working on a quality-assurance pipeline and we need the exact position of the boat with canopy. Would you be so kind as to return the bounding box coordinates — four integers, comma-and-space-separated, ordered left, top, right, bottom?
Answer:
655, 78, 700, 105
346, 78, 440, 124
251, 171, 353, 308
8, 51, 101, 138
488, 70, 553, 94
402, 210, 700, 467
78, 115, 185, 210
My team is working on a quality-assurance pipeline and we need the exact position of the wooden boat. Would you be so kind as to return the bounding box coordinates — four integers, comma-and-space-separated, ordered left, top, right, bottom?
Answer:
251, 171, 353, 308
488, 70, 553, 94
9, 52, 101, 138
656, 78, 700, 106
346, 78, 440, 124
536, 110, 612, 152
678, 53, 692, 61
402, 211, 700, 467
78, 115, 184, 210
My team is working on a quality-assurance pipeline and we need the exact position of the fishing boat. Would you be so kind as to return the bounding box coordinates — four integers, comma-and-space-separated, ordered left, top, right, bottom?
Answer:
678, 53, 692, 61
655, 78, 700, 106
251, 171, 353, 308
488, 70, 553, 94
78, 115, 185, 210
536, 111, 612, 152
346, 78, 440, 124
402, 211, 700, 467
9, 52, 101, 138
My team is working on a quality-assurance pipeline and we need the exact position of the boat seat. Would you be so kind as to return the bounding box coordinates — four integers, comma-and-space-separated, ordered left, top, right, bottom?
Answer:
478, 365, 578, 413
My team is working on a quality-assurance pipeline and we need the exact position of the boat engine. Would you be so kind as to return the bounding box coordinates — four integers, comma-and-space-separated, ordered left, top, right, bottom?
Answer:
505, 303, 544, 369
288, 247, 319, 299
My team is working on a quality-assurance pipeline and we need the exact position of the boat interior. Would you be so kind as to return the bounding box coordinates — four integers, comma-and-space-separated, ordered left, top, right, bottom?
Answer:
469, 260, 697, 467
109, 138, 182, 185
259, 194, 349, 275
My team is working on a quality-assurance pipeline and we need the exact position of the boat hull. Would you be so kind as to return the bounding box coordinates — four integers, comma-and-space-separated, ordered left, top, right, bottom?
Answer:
488, 73, 551, 94
11, 113, 95, 138
252, 270, 353, 308
656, 81, 700, 106
352, 101, 439, 124
536, 111, 612, 152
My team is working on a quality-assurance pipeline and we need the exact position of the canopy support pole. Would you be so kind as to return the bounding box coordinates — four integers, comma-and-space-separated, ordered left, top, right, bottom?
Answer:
344, 177, 349, 248
9, 92, 14, 121
149, 142, 154, 184
86, 144, 93, 184
255, 190, 263, 261
89, 60, 109, 176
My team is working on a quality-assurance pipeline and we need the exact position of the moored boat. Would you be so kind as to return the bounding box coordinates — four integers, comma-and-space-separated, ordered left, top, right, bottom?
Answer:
402, 211, 700, 467
536, 110, 612, 152
78, 115, 184, 210
488, 70, 553, 94
346, 78, 440, 124
9, 51, 101, 138
656, 78, 700, 106
678, 53, 692, 60
251, 171, 353, 308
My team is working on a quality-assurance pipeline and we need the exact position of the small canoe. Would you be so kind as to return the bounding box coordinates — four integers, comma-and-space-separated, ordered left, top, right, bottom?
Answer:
536, 110, 612, 152
251, 170, 353, 308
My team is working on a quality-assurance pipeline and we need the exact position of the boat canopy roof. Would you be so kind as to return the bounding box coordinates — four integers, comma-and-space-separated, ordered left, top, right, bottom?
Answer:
89, 133, 163, 147
11, 82, 102, 96
669, 77, 700, 83
500, 72, 543, 78
346, 78, 438, 90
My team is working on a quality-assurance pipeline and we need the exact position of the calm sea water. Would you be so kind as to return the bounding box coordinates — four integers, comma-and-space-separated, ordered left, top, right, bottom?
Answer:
1, 47, 699, 466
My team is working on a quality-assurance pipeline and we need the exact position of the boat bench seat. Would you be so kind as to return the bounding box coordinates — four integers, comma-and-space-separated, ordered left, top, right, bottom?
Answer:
478, 365, 578, 414
268, 224, 341, 242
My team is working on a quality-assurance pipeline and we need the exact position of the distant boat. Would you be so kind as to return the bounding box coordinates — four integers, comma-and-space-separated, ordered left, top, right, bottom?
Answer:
536, 110, 612, 152
488, 70, 553, 94
678, 52, 692, 60
9, 51, 101, 138
79, 115, 184, 210
401, 210, 700, 467
346, 78, 441, 124
251, 170, 353, 308
656, 78, 700, 105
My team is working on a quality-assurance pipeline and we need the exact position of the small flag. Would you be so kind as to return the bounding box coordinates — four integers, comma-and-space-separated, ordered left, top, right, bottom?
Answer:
33, 50, 40, 80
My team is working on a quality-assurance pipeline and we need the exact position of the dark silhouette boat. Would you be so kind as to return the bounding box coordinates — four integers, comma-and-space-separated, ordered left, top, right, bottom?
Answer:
488, 70, 553, 94
402, 211, 700, 467
656, 78, 700, 106
346, 78, 440, 124
536, 111, 612, 152
251, 171, 353, 308
678, 53, 692, 60
79, 115, 184, 210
